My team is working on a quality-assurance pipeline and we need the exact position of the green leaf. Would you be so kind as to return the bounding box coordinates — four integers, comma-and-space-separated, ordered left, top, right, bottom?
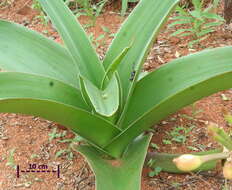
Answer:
190, 10, 202, 19
55, 149, 68, 158
128, 0, 139, 2
197, 28, 215, 37
0, 73, 121, 149
121, 0, 129, 16
203, 22, 222, 28
0, 72, 88, 110
150, 143, 159, 150
213, 0, 220, 9
101, 26, 111, 33
0, 20, 78, 87
105, 46, 232, 158
163, 139, 172, 145
102, 46, 131, 87
202, 12, 225, 21
193, 19, 204, 30
148, 167, 162, 177
49, 128, 66, 142
79, 75, 94, 108
95, 34, 105, 41
38, 0, 105, 87
192, 0, 202, 10
188, 39, 200, 48
137, 71, 149, 81
208, 124, 232, 150
95, 0, 107, 18
178, 32, 193, 37
0, 98, 121, 150
175, 5, 189, 16
76, 134, 152, 190
6, 148, 16, 169
81, 75, 120, 117
104, 0, 179, 125
224, 113, 232, 126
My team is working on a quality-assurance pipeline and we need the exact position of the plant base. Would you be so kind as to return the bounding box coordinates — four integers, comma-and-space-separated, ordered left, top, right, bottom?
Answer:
76, 134, 152, 190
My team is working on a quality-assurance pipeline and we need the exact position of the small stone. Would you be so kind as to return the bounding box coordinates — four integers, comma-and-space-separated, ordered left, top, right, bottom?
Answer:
34, 177, 43, 182
228, 23, 232, 31
175, 51, 180, 58
207, 142, 213, 147
24, 182, 32, 188
161, 121, 168, 125
144, 62, 149, 67
14, 183, 24, 188
1, 136, 9, 140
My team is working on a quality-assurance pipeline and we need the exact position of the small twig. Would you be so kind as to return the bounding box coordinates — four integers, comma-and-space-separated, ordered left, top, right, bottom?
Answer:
78, 163, 87, 178
76, 176, 89, 186
190, 172, 213, 188
199, 171, 224, 179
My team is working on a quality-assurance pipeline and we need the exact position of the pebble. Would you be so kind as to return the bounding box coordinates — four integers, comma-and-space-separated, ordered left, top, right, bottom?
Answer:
24, 182, 32, 188
161, 121, 168, 125
14, 184, 24, 188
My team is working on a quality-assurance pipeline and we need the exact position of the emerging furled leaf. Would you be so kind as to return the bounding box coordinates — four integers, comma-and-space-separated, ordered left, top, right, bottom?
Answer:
81, 75, 120, 117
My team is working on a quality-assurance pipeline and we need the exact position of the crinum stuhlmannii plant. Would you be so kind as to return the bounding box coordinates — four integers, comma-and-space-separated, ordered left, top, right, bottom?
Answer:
0, 0, 232, 189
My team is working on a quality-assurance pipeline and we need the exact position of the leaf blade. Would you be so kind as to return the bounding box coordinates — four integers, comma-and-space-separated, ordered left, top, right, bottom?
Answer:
0, 98, 121, 149
105, 47, 232, 157
0, 72, 122, 149
103, 0, 179, 126
0, 20, 78, 87
38, 0, 105, 87
82, 75, 120, 117
0, 72, 88, 110
102, 46, 131, 87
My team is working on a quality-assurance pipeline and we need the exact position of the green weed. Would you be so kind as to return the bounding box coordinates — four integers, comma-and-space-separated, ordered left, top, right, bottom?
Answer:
169, 0, 224, 47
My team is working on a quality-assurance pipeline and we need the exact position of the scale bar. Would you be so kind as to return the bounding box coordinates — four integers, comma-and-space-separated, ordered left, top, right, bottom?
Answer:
16, 164, 61, 178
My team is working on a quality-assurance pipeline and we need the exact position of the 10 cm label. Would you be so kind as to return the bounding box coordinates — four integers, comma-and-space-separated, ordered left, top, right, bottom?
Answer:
29, 164, 48, 170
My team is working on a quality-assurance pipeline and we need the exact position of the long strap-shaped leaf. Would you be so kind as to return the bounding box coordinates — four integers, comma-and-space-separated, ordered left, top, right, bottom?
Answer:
0, 72, 121, 149
105, 47, 232, 158
0, 20, 78, 88
38, 0, 105, 88
103, 0, 179, 124
0, 72, 88, 110
0, 99, 121, 150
